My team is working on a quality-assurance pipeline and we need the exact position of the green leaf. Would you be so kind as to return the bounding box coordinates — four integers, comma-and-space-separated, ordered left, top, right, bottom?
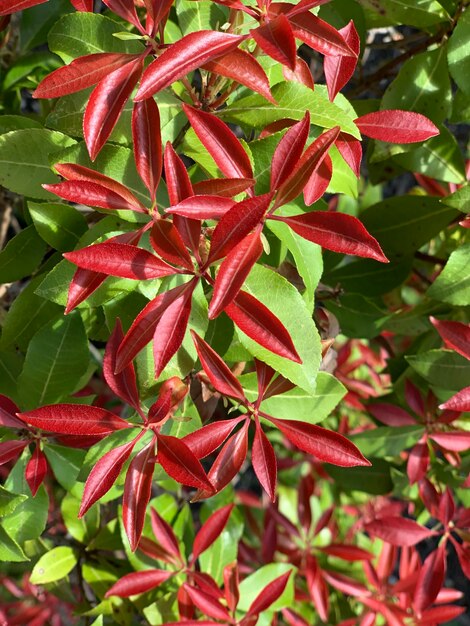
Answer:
406, 349, 470, 391
267, 216, 323, 311
393, 126, 466, 184
48, 12, 143, 63
326, 458, 393, 495
448, 7, 470, 96
350, 426, 425, 457
325, 293, 386, 339
20, 0, 72, 52
0, 525, 29, 562
381, 45, 451, 124
235, 265, 321, 395
44, 444, 86, 490
0, 129, 76, 199
442, 184, 470, 211
237, 564, 295, 614
0, 225, 46, 283
61, 493, 100, 544
250, 131, 284, 195
0, 486, 28, 517
3, 51, 61, 90
30, 546, 78, 584
360, 196, 458, 260
0, 276, 62, 350
241, 371, 346, 424
357, 0, 450, 27
426, 243, 470, 305
0, 115, 43, 134
0, 351, 23, 402
219, 83, 360, 138
29, 202, 88, 251
176, 0, 226, 34
325, 256, 413, 297
18, 313, 91, 409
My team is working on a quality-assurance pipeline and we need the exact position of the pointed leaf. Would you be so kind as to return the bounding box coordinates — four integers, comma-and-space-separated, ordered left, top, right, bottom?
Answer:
182, 417, 246, 459
25, 446, 48, 497
271, 112, 310, 191
414, 547, 446, 612
70, 0, 94, 10
368, 403, 416, 427
0, 0, 46, 14
0, 440, 28, 466
103, 319, 140, 410
157, 433, 214, 491
355, 110, 439, 143
290, 12, 356, 57
123, 439, 156, 551
44, 180, 147, 213
364, 518, 436, 546
20, 405, 131, 435
150, 507, 181, 561
34, 53, 139, 99
84, 55, 144, 160
267, 417, 370, 467
282, 57, 315, 90
106, 569, 174, 598
192, 177, 255, 198
167, 195, 235, 220
192, 504, 234, 561
324, 21, 360, 101
80, 437, 139, 516
102, 0, 144, 34
132, 99, 162, 201
252, 420, 277, 502
247, 570, 291, 616
274, 212, 388, 262
303, 154, 332, 205
439, 387, 470, 412
183, 105, 253, 180
430, 317, 470, 360
428, 431, 470, 452
150, 220, 193, 270
183, 584, 231, 621
64, 242, 176, 280
191, 331, 246, 401
0, 395, 23, 429
251, 14, 297, 70
135, 31, 244, 100
336, 132, 362, 177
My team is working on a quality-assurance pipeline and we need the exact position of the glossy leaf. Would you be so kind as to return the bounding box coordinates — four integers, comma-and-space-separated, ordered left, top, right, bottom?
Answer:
252, 420, 277, 502
430, 317, 470, 360
270, 112, 310, 191
192, 504, 234, 561
44, 180, 147, 213
150, 507, 182, 561
20, 405, 131, 436
355, 110, 439, 143
251, 14, 297, 71
247, 570, 292, 616
157, 433, 214, 491
414, 547, 446, 612
439, 387, 470, 412
150, 220, 194, 271
0, 0, 46, 14
364, 518, 436, 546
25, 446, 48, 497
103, 320, 140, 410
132, 98, 162, 201
167, 195, 235, 220
106, 569, 174, 598
183, 417, 247, 460
324, 21, 360, 101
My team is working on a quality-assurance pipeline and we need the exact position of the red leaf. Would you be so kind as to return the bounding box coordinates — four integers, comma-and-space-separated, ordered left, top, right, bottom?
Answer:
167, 195, 235, 220
157, 433, 214, 492
407, 441, 430, 484
306, 556, 329, 621
284, 0, 339, 19
64, 242, 176, 280
150, 507, 182, 561
335, 132, 362, 177
44, 180, 147, 213
275, 126, 340, 207
251, 14, 297, 71
273, 211, 388, 262
102, 0, 144, 34
414, 547, 446, 613
209, 230, 263, 319
226, 290, 301, 363
116, 281, 194, 373
183, 105, 253, 180
132, 99, 162, 201
223, 563, 239, 613
53, 163, 147, 213
405, 379, 426, 417
324, 21, 360, 101
255, 360, 277, 400
192, 177, 255, 198
79, 437, 139, 517
0, 395, 23, 429
103, 320, 140, 410
368, 403, 416, 427
123, 439, 156, 551
208, 193, 273, 263
150, 220, 193, 270
182, 417, 247, 459
152, 279, 196, 377
428, 431, 470, 452
204, 49, 275, 103
268, 417, 370, 466
193, 420, 250, 500
439, 387, 470, 412
419, 606, 466, 625
319, 544, 373, 561
34, 53, 138, 99
247, 570, 291, 616
105, 569, 174, 598
183, 584, 231, 622
438, 488, 455, 526
289, 12, 356, 57
70, 0, 94, 10
282, 57, 315, 90
322, 570, 368, 597
192, 504, 234, 561
135, 31, 244, 100
252, 420, 277, 502
84, 55, 144, 160
364, 518, 436, 546
191, 331, 246, 401
25, 446, 48, 496
430, 317, 470, 360
355, 110, 439, 144
303, 154, 332, 204
0, 0, 46, 15
20, 405, 131, 436
270, 112, 310, 191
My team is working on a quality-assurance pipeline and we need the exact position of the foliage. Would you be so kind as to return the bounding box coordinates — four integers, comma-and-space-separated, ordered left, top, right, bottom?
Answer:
0, 0, 469, 624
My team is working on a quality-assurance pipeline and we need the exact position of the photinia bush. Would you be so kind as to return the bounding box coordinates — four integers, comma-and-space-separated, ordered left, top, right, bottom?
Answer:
0, 0, 469, 624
